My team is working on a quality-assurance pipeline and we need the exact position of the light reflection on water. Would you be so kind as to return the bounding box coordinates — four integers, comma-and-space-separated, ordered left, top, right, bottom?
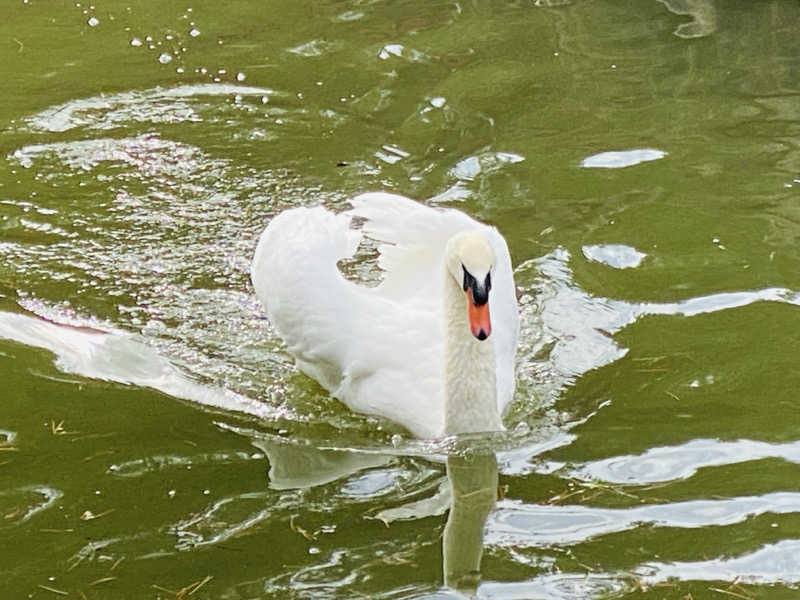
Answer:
638, 539, 800, 587
566, 437, 800, 484
0, 485, 63, 528
489, 491, 800, 547
18, 84, 276, 134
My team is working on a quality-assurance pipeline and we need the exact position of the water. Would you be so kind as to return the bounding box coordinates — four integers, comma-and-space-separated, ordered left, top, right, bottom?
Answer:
2, 0, 800, 597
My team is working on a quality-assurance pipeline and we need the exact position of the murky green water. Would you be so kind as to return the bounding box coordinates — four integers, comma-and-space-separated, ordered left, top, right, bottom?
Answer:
3, 0, 800, 598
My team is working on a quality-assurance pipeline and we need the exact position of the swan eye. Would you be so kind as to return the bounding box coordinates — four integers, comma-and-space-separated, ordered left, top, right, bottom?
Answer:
463, 265, 489, 306
485, 272, 491, 292
462, 265, 476, 292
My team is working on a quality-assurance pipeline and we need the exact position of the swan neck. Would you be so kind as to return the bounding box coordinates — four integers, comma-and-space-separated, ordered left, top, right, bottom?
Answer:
443, 272, 501, 435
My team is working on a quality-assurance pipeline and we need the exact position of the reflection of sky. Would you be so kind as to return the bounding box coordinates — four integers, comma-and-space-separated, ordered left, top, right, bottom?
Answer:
580, 148, 666, 169
566, 437, 800, 484
582, 244, 646, 269
639, 539, 800, 586
489, 491, 800, 546
479, 539, 800, 598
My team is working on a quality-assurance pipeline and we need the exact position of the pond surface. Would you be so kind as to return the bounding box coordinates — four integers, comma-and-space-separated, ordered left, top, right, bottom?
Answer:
3, 0, 800, 598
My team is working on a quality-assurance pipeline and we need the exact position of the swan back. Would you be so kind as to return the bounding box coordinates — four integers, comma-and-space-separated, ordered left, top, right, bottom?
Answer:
251, 207, 365, 391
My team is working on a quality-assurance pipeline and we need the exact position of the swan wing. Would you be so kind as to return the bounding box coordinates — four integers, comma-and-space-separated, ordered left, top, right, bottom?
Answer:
251, 206, 366, 391
251, 205, 444, 438
348, 192, 476, 302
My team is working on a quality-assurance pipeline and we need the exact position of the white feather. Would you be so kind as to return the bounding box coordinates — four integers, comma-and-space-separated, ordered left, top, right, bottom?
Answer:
251, 193, 519, 438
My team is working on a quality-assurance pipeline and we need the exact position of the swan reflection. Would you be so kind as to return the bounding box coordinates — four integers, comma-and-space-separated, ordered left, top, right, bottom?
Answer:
250, 435, 392, 490
254, 432, 498, 593
443, 452, 498, 593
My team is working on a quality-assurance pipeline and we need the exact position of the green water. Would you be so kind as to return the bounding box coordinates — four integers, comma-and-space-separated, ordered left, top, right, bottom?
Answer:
3, 0, 800, 598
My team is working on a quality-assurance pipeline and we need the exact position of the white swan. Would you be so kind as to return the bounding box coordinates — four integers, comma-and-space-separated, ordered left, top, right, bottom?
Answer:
251, 192, 519, 438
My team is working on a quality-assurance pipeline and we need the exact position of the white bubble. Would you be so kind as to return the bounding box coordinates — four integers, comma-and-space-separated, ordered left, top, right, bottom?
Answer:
130, 37, 142, 47
189, 28, 200, 37
87, 16, 99, 26
236, 72, 246, 81
158, 53, 173, 64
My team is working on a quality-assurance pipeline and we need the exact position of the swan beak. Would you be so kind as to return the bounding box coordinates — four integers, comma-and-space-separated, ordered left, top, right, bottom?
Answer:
466, 288, 491, 340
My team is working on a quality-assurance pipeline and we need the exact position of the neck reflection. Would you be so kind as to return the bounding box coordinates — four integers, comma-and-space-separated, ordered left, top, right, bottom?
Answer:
443, 452, 498, 593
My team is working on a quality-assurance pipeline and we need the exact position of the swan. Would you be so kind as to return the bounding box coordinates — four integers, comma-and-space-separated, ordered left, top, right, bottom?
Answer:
251, 192, 519, 438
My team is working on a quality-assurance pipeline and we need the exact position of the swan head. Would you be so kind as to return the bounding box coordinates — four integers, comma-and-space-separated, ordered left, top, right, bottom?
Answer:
445, 231, 495, 341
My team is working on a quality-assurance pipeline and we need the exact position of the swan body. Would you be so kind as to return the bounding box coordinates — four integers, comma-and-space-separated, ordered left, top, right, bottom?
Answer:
251, 193, 519, 438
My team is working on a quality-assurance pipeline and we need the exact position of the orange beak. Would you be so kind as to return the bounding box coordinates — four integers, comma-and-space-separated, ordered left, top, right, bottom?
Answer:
466, 288, 491, 340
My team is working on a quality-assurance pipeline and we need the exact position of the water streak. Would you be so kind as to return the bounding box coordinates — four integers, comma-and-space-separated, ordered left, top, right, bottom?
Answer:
488, 491, 800, 547
0, 311, 292, 422
21, 83, 277, 133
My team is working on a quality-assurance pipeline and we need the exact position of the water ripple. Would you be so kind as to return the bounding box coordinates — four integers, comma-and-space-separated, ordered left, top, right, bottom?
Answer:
108, 450, 263, 478
0, 311, 294, 422
478, 574, 628, 600
20, 83, 277, 133
0, 485, 63, 528
567, 437, 800, 484
580, 148, 666, 168
582, 244, 646, 269
488, 491, 800, 547
639, 538, 800, 585
515, 248, 800, 418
